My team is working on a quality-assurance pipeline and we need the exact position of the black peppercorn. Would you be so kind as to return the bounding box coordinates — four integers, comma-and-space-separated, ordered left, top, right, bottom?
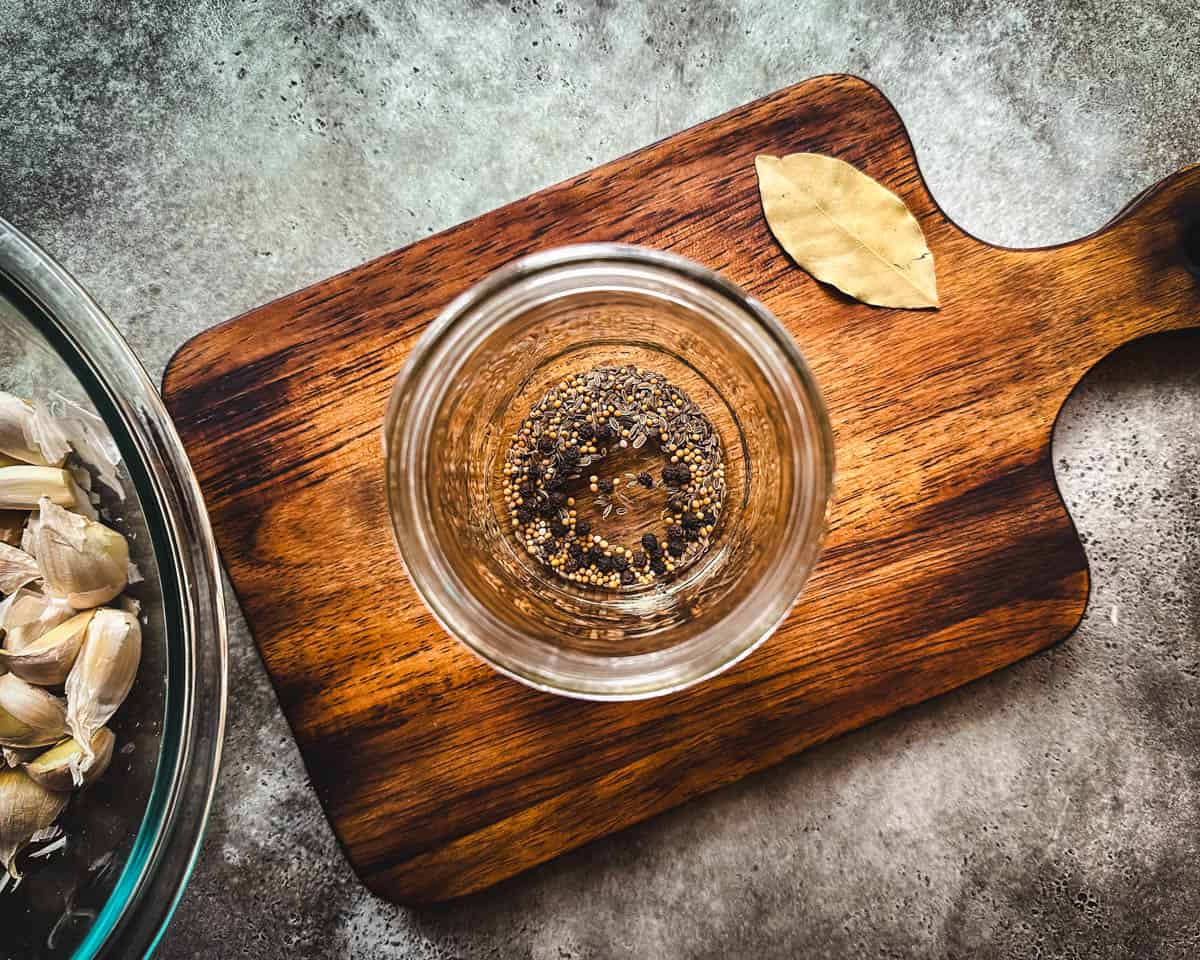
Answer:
502, 363, 726, 591
662, 463, 691, 486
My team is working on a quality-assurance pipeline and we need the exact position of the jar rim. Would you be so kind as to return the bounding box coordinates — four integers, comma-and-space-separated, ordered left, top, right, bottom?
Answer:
385, 244, 834, 700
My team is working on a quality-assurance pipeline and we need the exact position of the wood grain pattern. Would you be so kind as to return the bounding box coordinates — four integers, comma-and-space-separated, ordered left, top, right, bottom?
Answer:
162, 75, 1200, 903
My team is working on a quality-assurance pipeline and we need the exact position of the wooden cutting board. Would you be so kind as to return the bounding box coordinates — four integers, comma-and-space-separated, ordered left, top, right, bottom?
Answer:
162, 75, 1200, 903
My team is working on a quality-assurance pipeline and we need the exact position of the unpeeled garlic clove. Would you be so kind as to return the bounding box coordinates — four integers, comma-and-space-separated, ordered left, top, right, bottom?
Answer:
31, 499, 128, 609
0, 393, 74, 467
0, 394, 52, 466
0, 611, 94, 686
65, 609, 140, 763
0, 541, 40, 595
0, 466, 82, 512
0, 674, 68, 748
0, 768, 68, 880
52, 396, 124, 501
0, 587, 76, 653
24, 728, 115, 791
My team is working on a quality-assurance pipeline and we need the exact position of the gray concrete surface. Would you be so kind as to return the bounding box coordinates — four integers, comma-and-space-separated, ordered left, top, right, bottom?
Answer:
2, 1, 1199, 957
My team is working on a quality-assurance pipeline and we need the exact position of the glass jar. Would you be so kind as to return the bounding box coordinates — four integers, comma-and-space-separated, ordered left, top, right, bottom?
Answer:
385, 245, 833, 700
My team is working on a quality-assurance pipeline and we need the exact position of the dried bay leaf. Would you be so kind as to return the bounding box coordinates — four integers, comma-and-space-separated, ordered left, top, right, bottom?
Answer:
755, 153, 939, 309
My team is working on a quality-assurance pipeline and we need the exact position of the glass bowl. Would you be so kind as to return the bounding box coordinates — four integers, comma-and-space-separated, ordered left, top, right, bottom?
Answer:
0, 216, 226, 958
385, 245, 833, 700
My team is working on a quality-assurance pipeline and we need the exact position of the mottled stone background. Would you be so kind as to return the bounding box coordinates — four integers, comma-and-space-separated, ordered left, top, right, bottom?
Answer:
2, 2, 1199, 957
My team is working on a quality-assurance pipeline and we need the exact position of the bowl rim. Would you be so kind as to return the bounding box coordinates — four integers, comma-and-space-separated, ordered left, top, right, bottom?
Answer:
385, 243, 834, 701
0, 215, 228, 959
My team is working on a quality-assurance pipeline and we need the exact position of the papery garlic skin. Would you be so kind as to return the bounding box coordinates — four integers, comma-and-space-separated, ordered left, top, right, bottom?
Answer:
0, 542, 40, 595
25, 401, 74, 468
47, 395, 124, 501
0, 674, 68, 748
31, 499, 129, 609
0, 394, 55, 466
65, 609, 140, 763
0, 768, 68, 880
2, 746, 38, 769
0, 588, 76, 653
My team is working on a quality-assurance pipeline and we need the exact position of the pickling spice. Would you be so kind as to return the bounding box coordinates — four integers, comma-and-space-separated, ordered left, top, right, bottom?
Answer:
502, 364, 725, 590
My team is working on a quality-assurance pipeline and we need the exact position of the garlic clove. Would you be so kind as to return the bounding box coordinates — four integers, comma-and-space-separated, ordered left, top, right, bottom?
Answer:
0, 466, 83, 512
0, 768, 68, 880
25, 401, 73, 468
65, 609, 140, 762
0, 674, 68, 748
48, 396, 124, 501
0, 394, 52, 466
0, 611, 94, 686
0, 393, 74, 468
31, 498, 128, 609
0, 541, 41, 595
24, 728, 114, 791
1, 587, 77, 653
